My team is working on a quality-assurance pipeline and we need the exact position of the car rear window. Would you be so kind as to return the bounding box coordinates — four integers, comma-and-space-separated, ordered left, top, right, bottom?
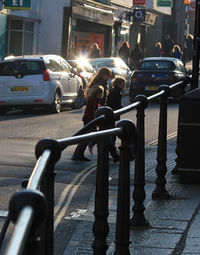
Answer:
89, 59, 115, 68
139, 61, 175, 71
0, 60, 45, 76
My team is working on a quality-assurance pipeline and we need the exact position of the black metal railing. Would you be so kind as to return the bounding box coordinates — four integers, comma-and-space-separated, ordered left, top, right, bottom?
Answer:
0, 75, 191, 255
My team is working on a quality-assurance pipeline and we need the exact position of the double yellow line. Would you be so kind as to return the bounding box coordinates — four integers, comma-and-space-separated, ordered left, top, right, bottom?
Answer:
54, 163, 96, 231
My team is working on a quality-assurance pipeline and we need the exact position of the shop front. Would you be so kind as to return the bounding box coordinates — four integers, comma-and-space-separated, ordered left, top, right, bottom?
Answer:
62, 0, 115, 59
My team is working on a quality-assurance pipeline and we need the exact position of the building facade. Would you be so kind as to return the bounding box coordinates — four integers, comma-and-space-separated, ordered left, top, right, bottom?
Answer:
0, 0, 194, 61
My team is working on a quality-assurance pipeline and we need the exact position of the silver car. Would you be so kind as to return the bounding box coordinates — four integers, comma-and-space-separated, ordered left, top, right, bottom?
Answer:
0, 54, 85, 114
88, 57, 133, 89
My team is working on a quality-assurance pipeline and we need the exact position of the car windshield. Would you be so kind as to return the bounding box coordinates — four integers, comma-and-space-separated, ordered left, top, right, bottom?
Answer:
0, 60, 45, 76
139, 61, 175, 71
89, 59, 115, 68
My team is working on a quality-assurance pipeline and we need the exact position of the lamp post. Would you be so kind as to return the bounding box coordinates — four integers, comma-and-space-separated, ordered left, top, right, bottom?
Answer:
183, 0, 190, 65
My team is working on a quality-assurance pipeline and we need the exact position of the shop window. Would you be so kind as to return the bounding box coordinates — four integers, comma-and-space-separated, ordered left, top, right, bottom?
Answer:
6, 19, 34, 57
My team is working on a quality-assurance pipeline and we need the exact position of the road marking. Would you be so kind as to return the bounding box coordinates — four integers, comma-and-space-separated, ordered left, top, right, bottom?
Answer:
0, 210, 8, 217
147, 131, 177, 146
64, 209, 87, 220
54, 164, 96, 231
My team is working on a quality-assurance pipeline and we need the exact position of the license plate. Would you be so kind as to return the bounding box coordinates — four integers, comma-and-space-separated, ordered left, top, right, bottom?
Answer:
145, 86, 158, 91
11, 86, 29, 92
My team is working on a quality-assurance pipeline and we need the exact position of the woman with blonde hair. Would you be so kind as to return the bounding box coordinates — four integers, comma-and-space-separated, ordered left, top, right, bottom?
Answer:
85, 66, 112, 106
154, 42, 163, 57
172, 44, 182, 59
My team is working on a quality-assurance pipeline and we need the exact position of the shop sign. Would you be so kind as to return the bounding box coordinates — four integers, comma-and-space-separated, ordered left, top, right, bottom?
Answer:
133, 0, 145, 5
133, 9, 146, 21
156, 0, 172, 7
4, 0, 31, 10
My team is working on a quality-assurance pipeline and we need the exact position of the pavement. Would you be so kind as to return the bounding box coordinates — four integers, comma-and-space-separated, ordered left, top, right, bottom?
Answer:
61, 137, 200, 255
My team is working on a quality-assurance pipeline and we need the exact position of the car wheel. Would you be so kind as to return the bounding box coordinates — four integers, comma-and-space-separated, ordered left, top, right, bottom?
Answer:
0, 107, 7, 115
71, 87, 85, 109
51, 91, 62, 113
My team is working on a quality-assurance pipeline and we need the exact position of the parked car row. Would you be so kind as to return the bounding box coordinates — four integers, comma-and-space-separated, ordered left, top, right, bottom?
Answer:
0, 54, 190, 115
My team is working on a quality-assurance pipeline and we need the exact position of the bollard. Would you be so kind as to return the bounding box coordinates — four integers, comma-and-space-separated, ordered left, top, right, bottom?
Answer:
130, 95, 149, 228
35, 138, 61, 255
114, 120, 136, 255
92, 107, 115, 255
152, 85, 171, 199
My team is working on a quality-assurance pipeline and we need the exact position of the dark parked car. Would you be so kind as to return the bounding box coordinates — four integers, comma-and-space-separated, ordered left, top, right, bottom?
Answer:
129, 57, 190, 102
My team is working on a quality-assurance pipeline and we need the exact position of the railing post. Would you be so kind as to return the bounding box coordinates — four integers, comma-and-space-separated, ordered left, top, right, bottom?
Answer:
8, 189, 47, 255
130, 95, 149, 228
152, 85, 171, 199
92, 107, 115, 255
114, 120, 136, 255
35, 139, 62, 255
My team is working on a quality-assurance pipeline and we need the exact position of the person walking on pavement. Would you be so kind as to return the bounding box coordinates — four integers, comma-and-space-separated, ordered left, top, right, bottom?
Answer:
106, 76, 126, 162
90, 43, 101, 58
162, 34, 174, 57
71, 85, 104, 161
118, 41, 130, 65
186, 34, 194, 62
85, 67, 112, 106
154, 42, 163, 57
172, 44, 183, 59
83, 67, 112, 155
130, 43, 143, 69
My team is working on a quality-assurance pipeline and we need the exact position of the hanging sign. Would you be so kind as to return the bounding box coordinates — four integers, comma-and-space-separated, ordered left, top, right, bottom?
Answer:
156, 0, 172, 7
4, 0, 31, 10
133, 0, 146, 5
189, 0, 196, 14
133, 9, 146, 21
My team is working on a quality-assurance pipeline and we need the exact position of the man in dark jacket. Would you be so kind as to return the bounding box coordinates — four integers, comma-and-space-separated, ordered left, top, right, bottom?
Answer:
162, 34, 174, 57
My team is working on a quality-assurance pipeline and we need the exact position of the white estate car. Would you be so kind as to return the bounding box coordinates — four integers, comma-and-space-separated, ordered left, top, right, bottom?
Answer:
0, 54, 85, 114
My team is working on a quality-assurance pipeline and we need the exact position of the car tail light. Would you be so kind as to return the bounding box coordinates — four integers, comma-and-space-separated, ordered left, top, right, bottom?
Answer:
131, 73, 138, 82
43, 69, 50, 81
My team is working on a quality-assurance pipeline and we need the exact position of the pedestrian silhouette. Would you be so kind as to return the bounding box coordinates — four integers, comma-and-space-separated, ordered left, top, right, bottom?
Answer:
172, 44, 183, 59
154, 42, 163, 57
71, 85, 104, 161
118, 41, 130, 65
130, 43, 143, 69
162, 34, 174, 57
186, 34, 194, 62
90, 43, 101, 58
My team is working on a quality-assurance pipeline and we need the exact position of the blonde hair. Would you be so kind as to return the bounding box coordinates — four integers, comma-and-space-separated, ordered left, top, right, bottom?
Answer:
85, 67, 111, 97
86, 85, 104, 100
155, 42, 162, 48
172, 44, 182, 53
